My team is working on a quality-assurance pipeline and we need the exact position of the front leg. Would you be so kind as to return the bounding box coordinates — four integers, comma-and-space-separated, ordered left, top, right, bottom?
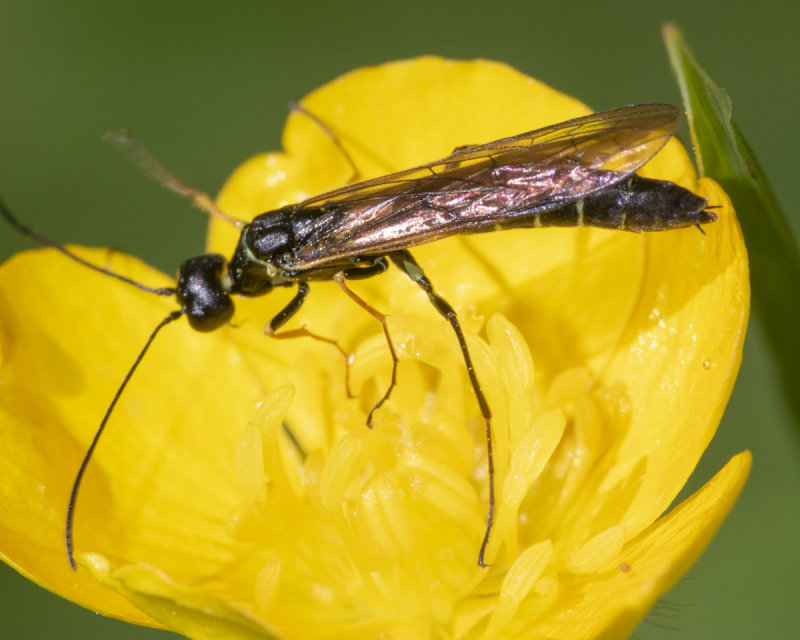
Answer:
265, 282, 354, 398
266, 282, 310, 332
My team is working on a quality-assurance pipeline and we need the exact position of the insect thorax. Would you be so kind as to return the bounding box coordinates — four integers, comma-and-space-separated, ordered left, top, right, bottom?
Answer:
225, 205, 328, 296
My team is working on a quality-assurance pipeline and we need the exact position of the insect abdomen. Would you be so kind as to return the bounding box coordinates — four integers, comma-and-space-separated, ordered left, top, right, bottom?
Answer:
531, 175, 714, 232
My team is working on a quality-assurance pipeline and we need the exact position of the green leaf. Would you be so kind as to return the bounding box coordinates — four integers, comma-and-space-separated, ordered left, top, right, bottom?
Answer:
663, 23, 800, 431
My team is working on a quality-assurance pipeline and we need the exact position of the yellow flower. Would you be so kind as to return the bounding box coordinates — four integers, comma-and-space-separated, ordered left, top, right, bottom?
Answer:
0, 57, 750, 639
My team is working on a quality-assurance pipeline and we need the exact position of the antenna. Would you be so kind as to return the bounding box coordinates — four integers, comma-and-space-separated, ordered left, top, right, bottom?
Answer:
103, 129, 246, 229
0, 200, 176, 297
65, 309, 184, 570
0, 198, 186, 570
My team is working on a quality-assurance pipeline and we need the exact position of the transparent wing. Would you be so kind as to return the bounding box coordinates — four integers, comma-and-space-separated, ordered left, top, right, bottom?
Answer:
291, 104, 680, 268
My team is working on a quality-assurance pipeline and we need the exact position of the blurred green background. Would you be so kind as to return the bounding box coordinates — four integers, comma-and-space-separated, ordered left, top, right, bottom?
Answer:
1, 1, 798, 638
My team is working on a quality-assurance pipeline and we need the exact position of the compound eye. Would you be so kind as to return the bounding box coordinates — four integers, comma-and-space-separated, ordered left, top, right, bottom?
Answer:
176, 254, 235, 332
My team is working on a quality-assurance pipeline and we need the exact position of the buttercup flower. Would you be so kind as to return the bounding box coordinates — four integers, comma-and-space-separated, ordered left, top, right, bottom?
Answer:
0, 58, 749, 639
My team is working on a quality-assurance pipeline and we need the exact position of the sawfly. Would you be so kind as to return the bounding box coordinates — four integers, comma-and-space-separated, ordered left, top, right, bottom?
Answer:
0, 102, 715, 570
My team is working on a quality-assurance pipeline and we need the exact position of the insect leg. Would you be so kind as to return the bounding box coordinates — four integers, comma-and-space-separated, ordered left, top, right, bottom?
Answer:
340, 256, 389, 280
265, 282, 355, 398
332, 271, 398, 429
388, 249, 494, 567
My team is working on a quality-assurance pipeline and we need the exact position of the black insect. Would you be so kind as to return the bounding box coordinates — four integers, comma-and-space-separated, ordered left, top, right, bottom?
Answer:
0, 103, 715, 570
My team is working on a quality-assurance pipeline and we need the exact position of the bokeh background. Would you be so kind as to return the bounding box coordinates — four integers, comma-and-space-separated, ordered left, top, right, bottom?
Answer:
1, 1, 798, 638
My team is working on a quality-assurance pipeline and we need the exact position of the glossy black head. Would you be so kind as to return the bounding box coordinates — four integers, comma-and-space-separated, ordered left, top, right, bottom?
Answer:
176, 254, 234, 332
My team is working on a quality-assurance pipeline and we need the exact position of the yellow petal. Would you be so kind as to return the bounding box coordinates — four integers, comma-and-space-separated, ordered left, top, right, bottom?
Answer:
561, 177, 747, 554
0, 248, 266, 623
84, 555, 280, 640
518, 452, 751, 639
